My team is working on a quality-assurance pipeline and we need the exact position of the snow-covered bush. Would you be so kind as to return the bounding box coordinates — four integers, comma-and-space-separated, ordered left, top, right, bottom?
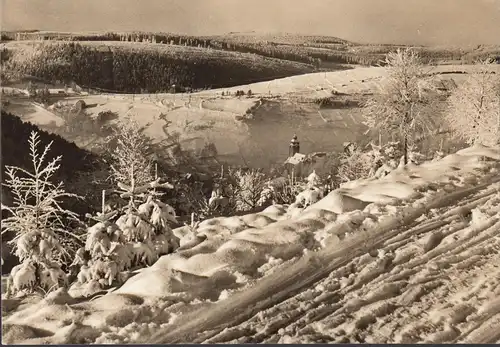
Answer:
195, 167, 270, 217
306, 169, 323, 188
432, 150, 445, 162
73, 116, 179, 293
207, 189, 231, 212
292, 170, 327, 208
215, 167, 311, 213
229, 168, 268, 212
337, 141, 424, 183
2, 132, 82, 297
177, 213, 202, 248
74, 163, 178, 293
337, 143, 375, 184
263, 174, 307, 206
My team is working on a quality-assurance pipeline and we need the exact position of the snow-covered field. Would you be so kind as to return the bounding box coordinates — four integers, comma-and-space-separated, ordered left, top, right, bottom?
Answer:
3, 144, 500, 344
4, 64, 498, 168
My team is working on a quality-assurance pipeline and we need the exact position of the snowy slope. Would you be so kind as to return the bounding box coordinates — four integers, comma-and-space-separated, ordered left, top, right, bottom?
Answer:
5, 64, 499, 169
3, 144, 500, 344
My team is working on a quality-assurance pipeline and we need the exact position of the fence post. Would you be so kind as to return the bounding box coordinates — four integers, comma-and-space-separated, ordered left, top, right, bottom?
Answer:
101, 189, 106, 214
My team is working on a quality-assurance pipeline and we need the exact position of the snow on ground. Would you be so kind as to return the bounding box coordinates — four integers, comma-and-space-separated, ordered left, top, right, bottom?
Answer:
4, 64, 499, 168
2, 100, 65, 127
189, 64, 500, 98
3, 143, 500, 344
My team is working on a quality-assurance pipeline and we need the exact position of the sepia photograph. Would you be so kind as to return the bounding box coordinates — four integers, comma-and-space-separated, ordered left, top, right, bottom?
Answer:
1, 0, 500, 344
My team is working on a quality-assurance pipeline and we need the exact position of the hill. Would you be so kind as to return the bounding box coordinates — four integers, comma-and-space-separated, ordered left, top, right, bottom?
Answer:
1, 40, 315, 93
2, 144, 500, 344
4, 64, 497, 170
3, 33, 500, 95
7, 31, 500, 67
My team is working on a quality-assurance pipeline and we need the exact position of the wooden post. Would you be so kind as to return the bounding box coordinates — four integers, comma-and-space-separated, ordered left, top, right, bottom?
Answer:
191, 212, 195, 227
101, 189, 106, 214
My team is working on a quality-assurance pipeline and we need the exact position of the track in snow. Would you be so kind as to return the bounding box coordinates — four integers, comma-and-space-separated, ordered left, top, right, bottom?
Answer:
146, 173, 500, 344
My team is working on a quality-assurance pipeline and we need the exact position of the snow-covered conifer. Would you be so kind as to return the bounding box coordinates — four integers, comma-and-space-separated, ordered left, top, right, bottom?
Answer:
2, 131, 82, 297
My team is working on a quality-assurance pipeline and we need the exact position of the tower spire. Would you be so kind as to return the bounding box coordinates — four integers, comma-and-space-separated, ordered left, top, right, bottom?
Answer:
289, 134, 300, 157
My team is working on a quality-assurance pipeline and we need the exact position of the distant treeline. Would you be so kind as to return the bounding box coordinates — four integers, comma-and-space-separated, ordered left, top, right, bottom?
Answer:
9, 31, 500, 67
11, 31, 379, 66
3, 42, 313, 93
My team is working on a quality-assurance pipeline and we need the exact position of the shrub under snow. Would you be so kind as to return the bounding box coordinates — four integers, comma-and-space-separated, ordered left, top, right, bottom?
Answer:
2, 132, 81, 297
337, 141, 425, 184
293, 170, 326, 207
72, 172, 178, 295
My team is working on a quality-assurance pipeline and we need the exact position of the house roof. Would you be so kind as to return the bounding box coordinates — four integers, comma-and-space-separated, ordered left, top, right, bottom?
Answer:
284, 153, 306, 165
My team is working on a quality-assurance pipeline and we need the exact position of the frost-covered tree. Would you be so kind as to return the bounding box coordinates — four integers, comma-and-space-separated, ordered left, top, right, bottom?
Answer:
363, 48, 436, 165
306, 170, 323, 188
72, 162, 178, 295
445, 59, 500, 146
337, 141, 424, 183
230, 168, 268, 212
1, 132, 82, 297
107, 118, 155, 187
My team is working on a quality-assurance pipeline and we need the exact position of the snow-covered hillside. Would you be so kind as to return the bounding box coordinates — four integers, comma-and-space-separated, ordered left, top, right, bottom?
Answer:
3, 144, 500, 344
4, 64, 499, 168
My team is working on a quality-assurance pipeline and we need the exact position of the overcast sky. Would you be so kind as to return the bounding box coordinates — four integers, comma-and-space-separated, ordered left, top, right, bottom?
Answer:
2, 0, 500, 46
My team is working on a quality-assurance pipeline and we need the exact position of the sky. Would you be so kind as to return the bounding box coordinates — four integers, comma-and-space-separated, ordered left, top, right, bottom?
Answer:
2, 0, 500, 46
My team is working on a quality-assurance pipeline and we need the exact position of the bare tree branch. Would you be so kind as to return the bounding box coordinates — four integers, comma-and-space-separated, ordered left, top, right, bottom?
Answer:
362, 48, 438, 164
445, 59, 500, 146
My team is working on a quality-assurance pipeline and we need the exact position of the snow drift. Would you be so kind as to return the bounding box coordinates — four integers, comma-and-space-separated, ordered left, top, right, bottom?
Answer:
3, 143, 500, 344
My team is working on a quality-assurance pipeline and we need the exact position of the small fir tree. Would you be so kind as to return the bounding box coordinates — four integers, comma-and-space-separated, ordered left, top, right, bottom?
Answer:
2, 131, 82, 297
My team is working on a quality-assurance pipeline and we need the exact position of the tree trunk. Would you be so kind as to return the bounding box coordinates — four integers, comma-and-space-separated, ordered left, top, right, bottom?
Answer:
403, 134, 408, 165
403, 108, 410, 165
